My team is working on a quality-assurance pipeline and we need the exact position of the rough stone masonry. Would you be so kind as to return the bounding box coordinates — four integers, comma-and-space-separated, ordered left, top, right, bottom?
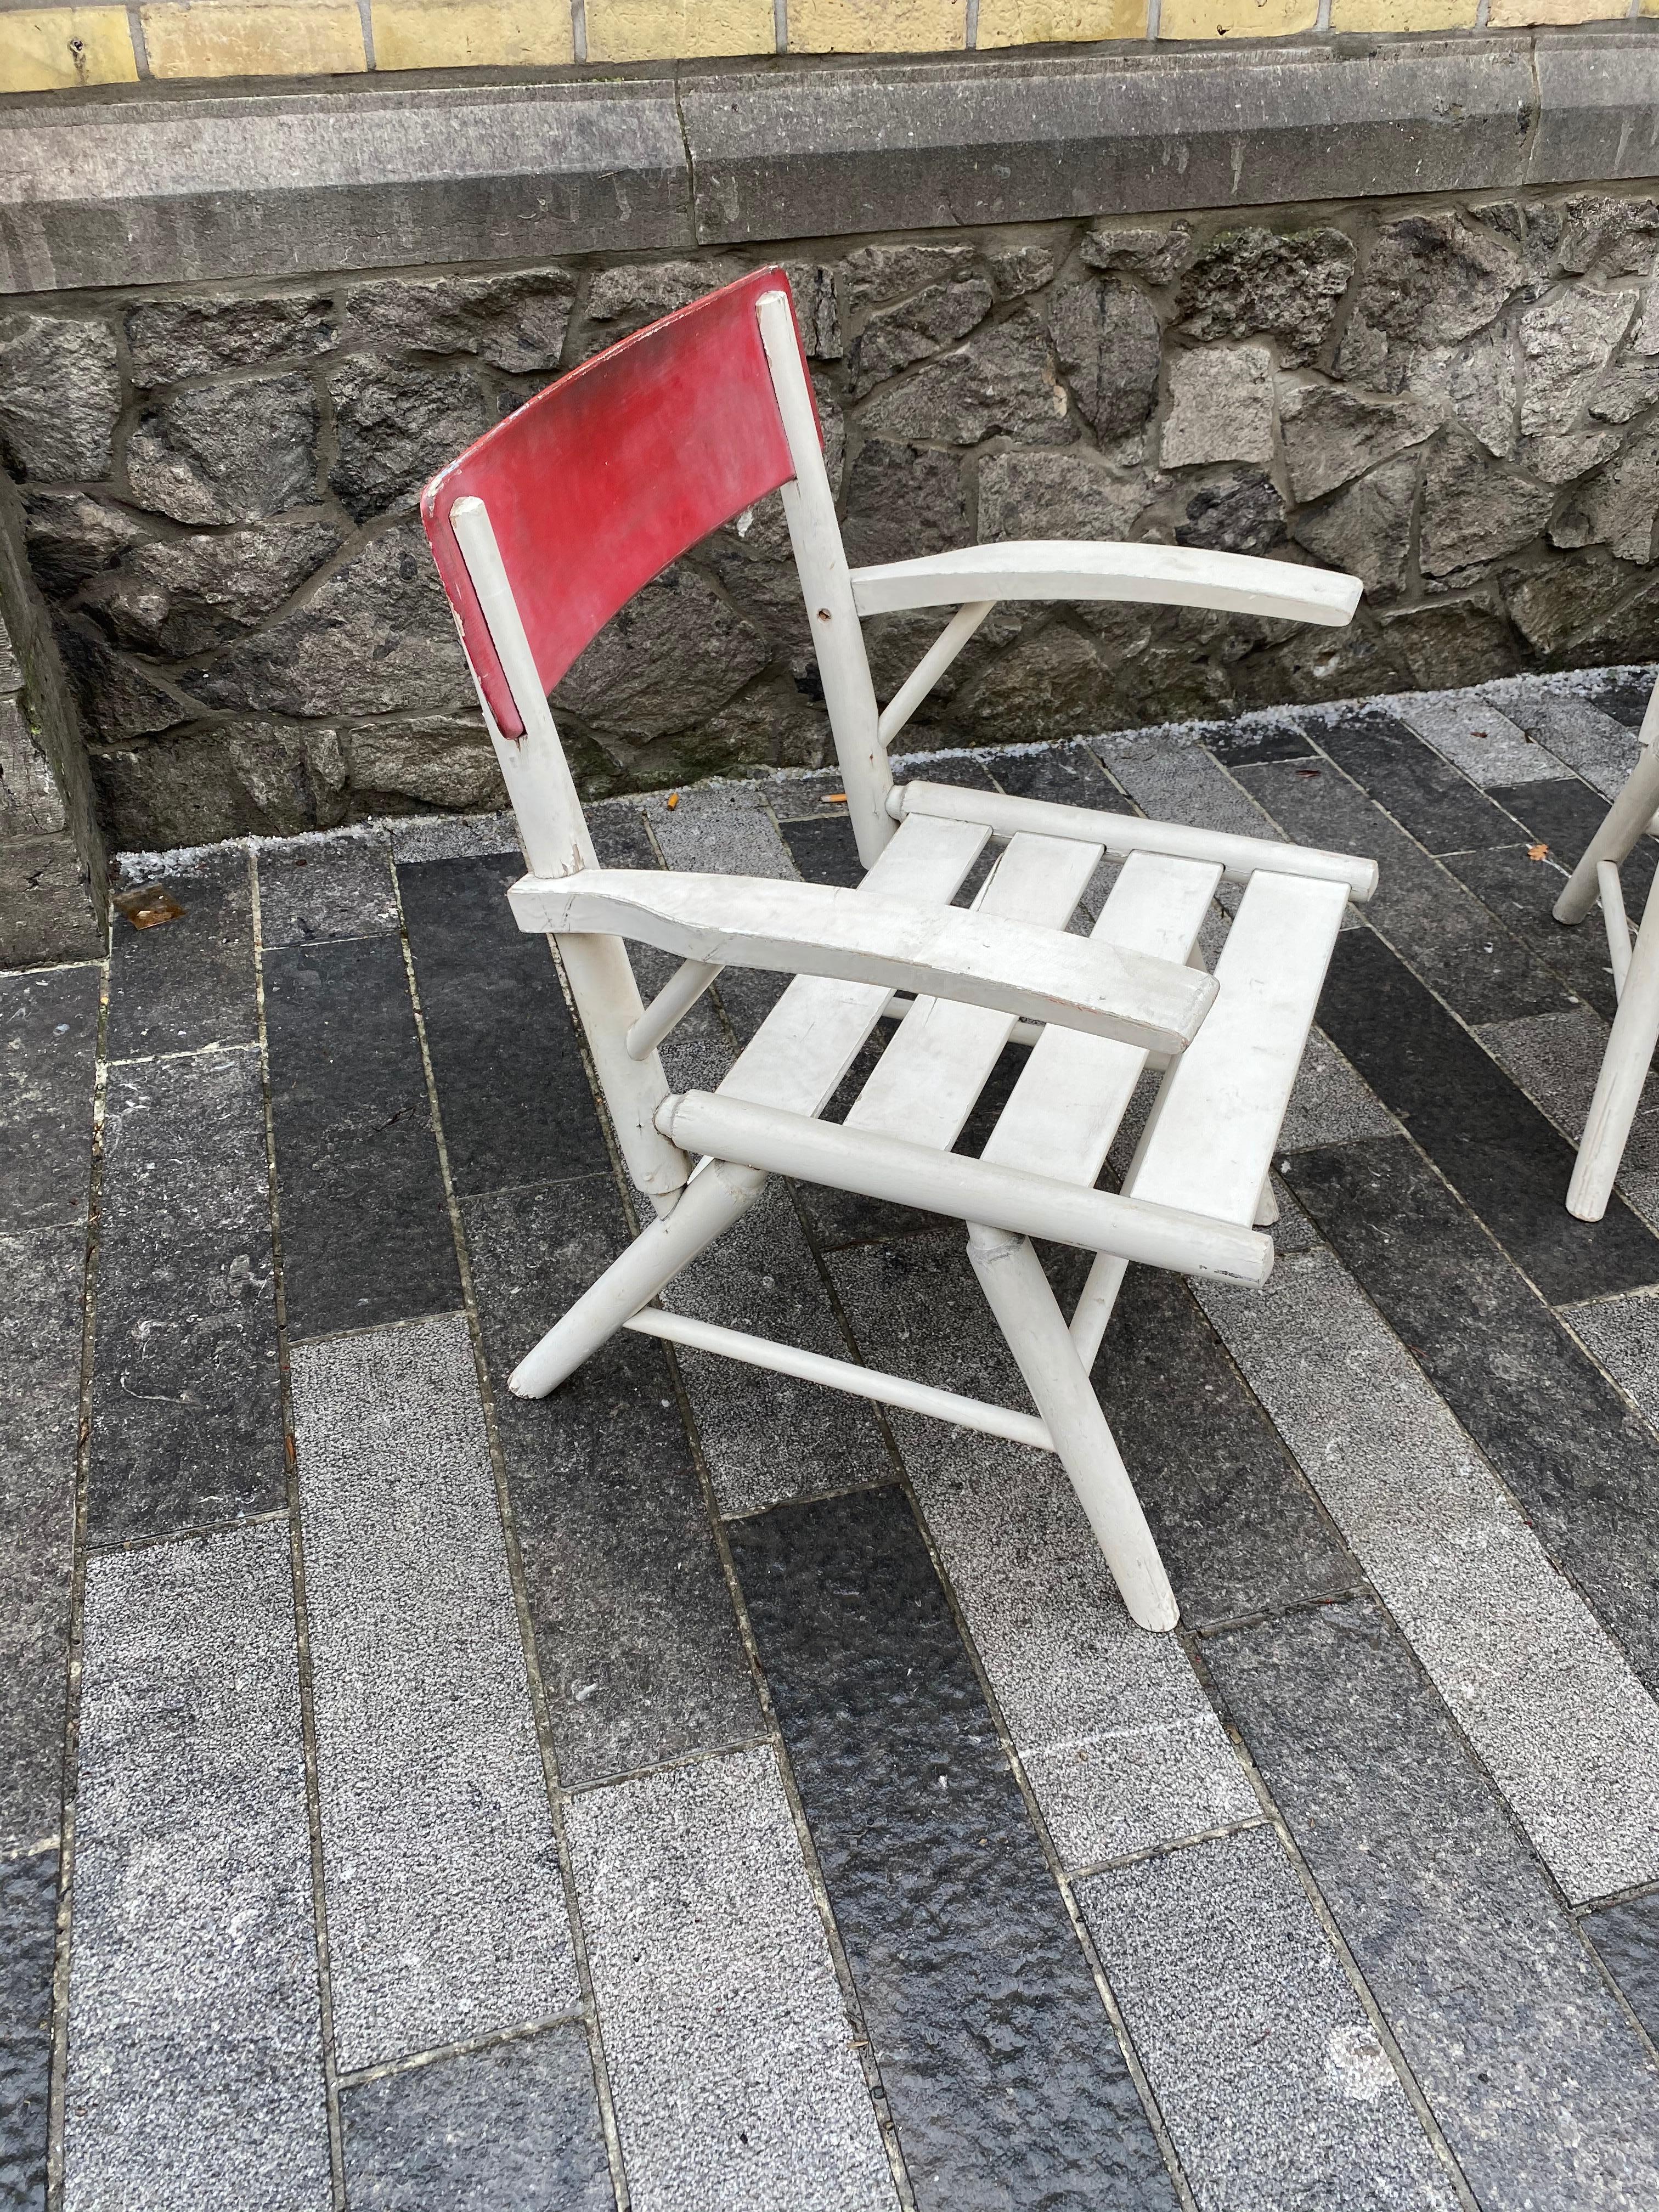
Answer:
5, 188, 1659, 854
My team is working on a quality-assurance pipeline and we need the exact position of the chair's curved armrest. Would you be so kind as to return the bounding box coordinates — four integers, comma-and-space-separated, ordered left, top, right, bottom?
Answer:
507, 867, 1217, 1056
848, 540, 1362, 627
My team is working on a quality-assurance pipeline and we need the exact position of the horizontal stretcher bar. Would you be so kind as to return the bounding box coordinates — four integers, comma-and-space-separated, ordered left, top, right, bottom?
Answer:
889, 779, 1379, 902
624, 1307, 1054, 1451
656, 1090, 1274, 1287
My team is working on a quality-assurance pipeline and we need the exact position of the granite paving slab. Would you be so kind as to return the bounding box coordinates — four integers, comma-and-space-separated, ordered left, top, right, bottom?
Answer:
292, 1312, 577, 2073
1205, 1598, 1659, 2212
89, 1045, 283, 1543
1498, 692, 1644, 801
264, 933, 460, 1341
1438, 840, 1623, 1020
1478, 1004, 1659, 1223
65, 1522, 330, 2212
1483, 775, 1658, 922
1583, 1893, 1659, 2051
339, 2028, 613, 2212
1562, 1287, 1659, 1429
1286, 1138, 1659, 1700
1310, 705, 1527, 854
0, 962, 99, 1234
1, 1225, 81, 1853
1080, 1825, 1457, 2212
0, 1849, 58, 2209
256, 830, 399, 948
1387, 695, 1565, 787
728, 1485, 1180, 2212
565, 1744, 899, 2212
106, 845, 257, 1062
462, 1175, 760, 1788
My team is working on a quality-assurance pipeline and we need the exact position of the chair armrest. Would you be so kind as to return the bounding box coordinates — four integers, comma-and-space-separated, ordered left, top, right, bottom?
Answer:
848, 540, 1362, 626
507, 867, 1217, 1056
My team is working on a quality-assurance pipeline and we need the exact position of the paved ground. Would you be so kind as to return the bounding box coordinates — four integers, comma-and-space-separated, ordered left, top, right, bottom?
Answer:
9, 666, 1659, 2212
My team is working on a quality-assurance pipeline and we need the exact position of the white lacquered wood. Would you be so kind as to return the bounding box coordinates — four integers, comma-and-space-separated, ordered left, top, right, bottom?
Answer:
508, 1159, 766, 1397
877, 602, 996, 749
966, 1225, 1178, 1631
1554, 736, 1659, 924
849, 541, 1362, 628
656, 1089, 1273, 1285
1069, 1254, 1128, 1373
982, 853, 1223, 1190
1600, 860, 1633, 998
758, 289, 893, 870
450, 493, 689, 1201
719, 813, 989, 1119
624, 1306, 1054, 1450
891, 777, 1379, 901
1568, 874, 1659, 1221
847, 833, 1103, 1149
627, 956, 724, 1060
509, 866, 1218, 1056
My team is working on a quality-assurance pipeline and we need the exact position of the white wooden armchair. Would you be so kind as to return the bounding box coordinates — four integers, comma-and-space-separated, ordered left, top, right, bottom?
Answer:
421, 268, 1375, 1633
1553, 676, 1659, 1220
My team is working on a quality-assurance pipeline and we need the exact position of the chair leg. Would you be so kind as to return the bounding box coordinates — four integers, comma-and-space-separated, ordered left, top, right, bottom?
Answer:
966, 1224, 1179, 1633
509, 1160, 766, 1397
1568, 883, 1659, 1222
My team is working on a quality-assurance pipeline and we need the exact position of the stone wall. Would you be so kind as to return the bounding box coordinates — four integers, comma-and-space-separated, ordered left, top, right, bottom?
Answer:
7, 180, 1659, 847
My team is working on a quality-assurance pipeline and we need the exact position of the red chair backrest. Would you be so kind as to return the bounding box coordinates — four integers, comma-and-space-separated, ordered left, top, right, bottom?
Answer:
421, 267, 816, 738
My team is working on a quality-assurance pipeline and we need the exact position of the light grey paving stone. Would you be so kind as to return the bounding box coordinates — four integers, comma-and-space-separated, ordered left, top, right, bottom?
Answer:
1, 1224, 80, 1855
664, 1179, 888, 1516
1080, 1826, 1456, 2212
645, 782, 795, 880
388, 810, 520, 862
1496, 693, 1643, 802
1563, 1289, 1659, 1431
566, 1744, 896, 2212
1094, 726, 1290, 846
65, 1521, 330, 2212
1276, 1026, 1397, 1153
1198, 1248, 1659, 1905
831, 1235, 1257, 1867
1268, 1175, 1321, 1254
1476, 1004, 1659, 1227
255, 830, 399, 947
291, 1312, 577, 2073
1386, 693, 1567, 788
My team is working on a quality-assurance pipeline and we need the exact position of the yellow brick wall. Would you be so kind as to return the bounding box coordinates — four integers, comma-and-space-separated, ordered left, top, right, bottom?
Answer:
0, 0, 1643, 89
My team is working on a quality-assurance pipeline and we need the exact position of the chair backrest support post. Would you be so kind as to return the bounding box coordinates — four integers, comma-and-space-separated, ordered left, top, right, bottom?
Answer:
756, 289, 895, 871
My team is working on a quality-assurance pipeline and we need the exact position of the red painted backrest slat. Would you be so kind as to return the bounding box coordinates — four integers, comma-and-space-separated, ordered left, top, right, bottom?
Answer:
421, 268, 813, 738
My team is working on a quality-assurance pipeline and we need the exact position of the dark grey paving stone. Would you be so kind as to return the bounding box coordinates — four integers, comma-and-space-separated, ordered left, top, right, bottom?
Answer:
265, 934, 460, 1342
764, 769, 862, 823
2, 1226, 80, 1854
1079, 1825, 1455, 2212
340, 2028, 612, 2212
1312, 930, 1659, 1303
106, 846, 257, 1061
1098, 1268, 1358, 1631
1569, 666, 1659, 733
66, 1521, 330, 2210
1486, 776, 1659, 920
399, 853, 608, 1200
0, 963, 99, 1234
1584, 1893, 1659, 2046
988, 738, 1136, 808
780, 812, 864, 888
1237, 757, 1573, 1026
0, 1848, 57, 2210
256, 832, 399, 949
1284, 1137, 1659, 1701
1204, 1598, 1659, 2212
1309, 707, 1528, 854
90, 1047, 284, 1543
461, 1175, 759, 1790
1196, 714, 1317, 768
1440, 843, 1623, 1020
726, 1485, 1178, 2212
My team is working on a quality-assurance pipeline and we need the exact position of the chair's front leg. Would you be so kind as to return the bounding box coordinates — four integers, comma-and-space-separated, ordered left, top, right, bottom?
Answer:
509, 1159, 766, 1397
1567, 880, 1659, 1222
966, 1224, 1178, 1632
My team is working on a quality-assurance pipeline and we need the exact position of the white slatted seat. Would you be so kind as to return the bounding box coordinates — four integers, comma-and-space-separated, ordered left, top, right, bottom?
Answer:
420, 267, 1377, 1632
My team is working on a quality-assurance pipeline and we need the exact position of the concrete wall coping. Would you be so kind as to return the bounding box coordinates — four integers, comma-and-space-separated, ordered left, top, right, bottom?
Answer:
1, 27, 1656, 295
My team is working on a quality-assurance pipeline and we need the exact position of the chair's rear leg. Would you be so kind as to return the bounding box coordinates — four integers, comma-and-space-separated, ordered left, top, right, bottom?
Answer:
509, 1160, 766, 1397
1568, 885, 1659, 1222
966, 1225, 1179, 1633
